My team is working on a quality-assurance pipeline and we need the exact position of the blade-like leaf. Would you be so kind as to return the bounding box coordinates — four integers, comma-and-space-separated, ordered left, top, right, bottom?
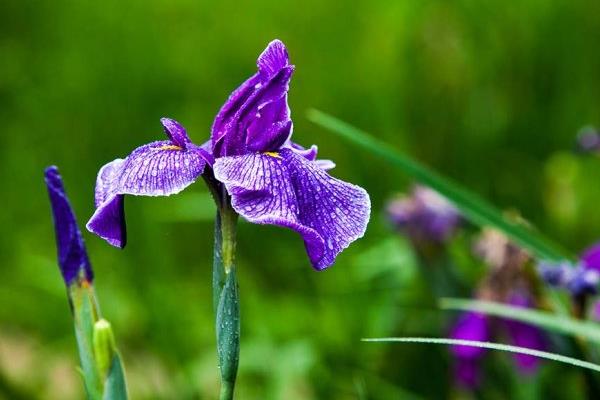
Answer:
102, 353, 128, 400
440, 298, 600, 344
71, 285, 103, 400
307, 109, 572, 262
362, 337, 600, 372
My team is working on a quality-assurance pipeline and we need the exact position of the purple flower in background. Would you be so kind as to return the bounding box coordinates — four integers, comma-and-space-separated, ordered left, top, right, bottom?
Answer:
386, 185, 460, 244
576, 126, 600, 153
450, 312, 489, 388
450, 294, 546, 388
538, 241, 600, 297
503, 294, 547, 373
87, 40, 370, 270
45, 166, 93, 285
86, 118, 209, 248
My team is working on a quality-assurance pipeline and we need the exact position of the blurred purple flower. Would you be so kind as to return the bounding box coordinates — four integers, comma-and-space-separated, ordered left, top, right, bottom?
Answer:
503, 294, 547, 373
576, 126, 600, 153
87, 40, 370, 270
450, 312, 489, 387
450, 294, 546, 388
538, 241, 600, 297
45, 166, 93, 285
386, 185, 460, 244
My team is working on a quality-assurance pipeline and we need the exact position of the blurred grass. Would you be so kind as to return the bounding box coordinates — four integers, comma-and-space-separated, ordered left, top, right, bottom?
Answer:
2, 0, 600, 398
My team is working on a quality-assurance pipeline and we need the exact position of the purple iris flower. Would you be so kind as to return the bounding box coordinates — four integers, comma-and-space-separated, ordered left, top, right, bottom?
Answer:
538, 242, 600, 297
45, 166, 93, 285
450, 294, 546, 388
386, 185, 460, 244
87, 40, 370, 270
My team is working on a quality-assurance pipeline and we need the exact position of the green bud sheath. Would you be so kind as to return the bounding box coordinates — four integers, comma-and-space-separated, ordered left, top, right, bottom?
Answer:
93, 319, 116, 381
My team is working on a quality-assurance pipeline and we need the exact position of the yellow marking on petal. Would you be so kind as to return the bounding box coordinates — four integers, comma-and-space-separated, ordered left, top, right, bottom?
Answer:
156, 144, 183, 151
264, 151, 281, 159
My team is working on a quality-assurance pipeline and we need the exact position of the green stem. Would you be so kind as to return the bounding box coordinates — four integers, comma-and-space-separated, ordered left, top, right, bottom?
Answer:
213, 195, 240, 400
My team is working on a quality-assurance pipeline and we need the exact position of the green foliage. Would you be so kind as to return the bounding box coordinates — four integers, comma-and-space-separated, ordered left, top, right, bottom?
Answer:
441, 298, 600, 344
308, 109, 572, 262
363, 337, 600, 373
3, 0, 600, 398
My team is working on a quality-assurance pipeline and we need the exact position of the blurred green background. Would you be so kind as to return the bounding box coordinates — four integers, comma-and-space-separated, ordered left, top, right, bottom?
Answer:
2, 0, 600, 398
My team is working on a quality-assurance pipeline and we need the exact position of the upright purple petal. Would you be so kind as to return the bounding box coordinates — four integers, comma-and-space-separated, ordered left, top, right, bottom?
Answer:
211, 40, 294, 157
503, 294, 547, 374
161, 117, 191, 148
257, 39, 289, 78
213, 148, 370, 270
87, 119, 207, 248
45, 166, 93, 285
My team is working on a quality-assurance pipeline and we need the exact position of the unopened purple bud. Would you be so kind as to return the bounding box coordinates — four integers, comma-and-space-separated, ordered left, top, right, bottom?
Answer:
45, 166, 93, 285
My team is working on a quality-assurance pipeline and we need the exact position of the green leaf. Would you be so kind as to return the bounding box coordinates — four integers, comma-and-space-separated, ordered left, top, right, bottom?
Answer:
307, 109, 572, 262
362, 337, 600, 373
102, 353, 128, 400
71, 285, 103, 400
440, 298, 600, 344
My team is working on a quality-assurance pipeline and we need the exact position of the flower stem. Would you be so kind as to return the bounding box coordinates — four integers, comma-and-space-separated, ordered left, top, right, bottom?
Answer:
213, 198, 240, 400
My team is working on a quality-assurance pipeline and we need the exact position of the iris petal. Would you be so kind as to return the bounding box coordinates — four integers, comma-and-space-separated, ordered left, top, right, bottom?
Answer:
87, 120, 207, 248
213, 148, 370, 270
211, 40, 294, 157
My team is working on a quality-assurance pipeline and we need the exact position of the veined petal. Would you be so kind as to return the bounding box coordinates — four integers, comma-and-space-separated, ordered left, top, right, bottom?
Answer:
45, 166, 93, 285
87, 119, 206, 248
257, 39, 289, 78
213, 148, 370, 270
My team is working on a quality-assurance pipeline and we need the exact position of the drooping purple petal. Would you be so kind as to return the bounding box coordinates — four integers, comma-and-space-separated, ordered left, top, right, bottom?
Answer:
211, 40, 294, 157
45, 166, 93, 285
450, 312, 489, 359
503, 294, 547, 374
213, 148, 370, 270
87, 119, 207, 248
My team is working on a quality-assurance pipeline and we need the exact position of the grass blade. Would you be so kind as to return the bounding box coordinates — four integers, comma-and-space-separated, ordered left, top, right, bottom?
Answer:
440, 298, 600, 344
307, 109, 572, 262
362, 337, 600, 372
